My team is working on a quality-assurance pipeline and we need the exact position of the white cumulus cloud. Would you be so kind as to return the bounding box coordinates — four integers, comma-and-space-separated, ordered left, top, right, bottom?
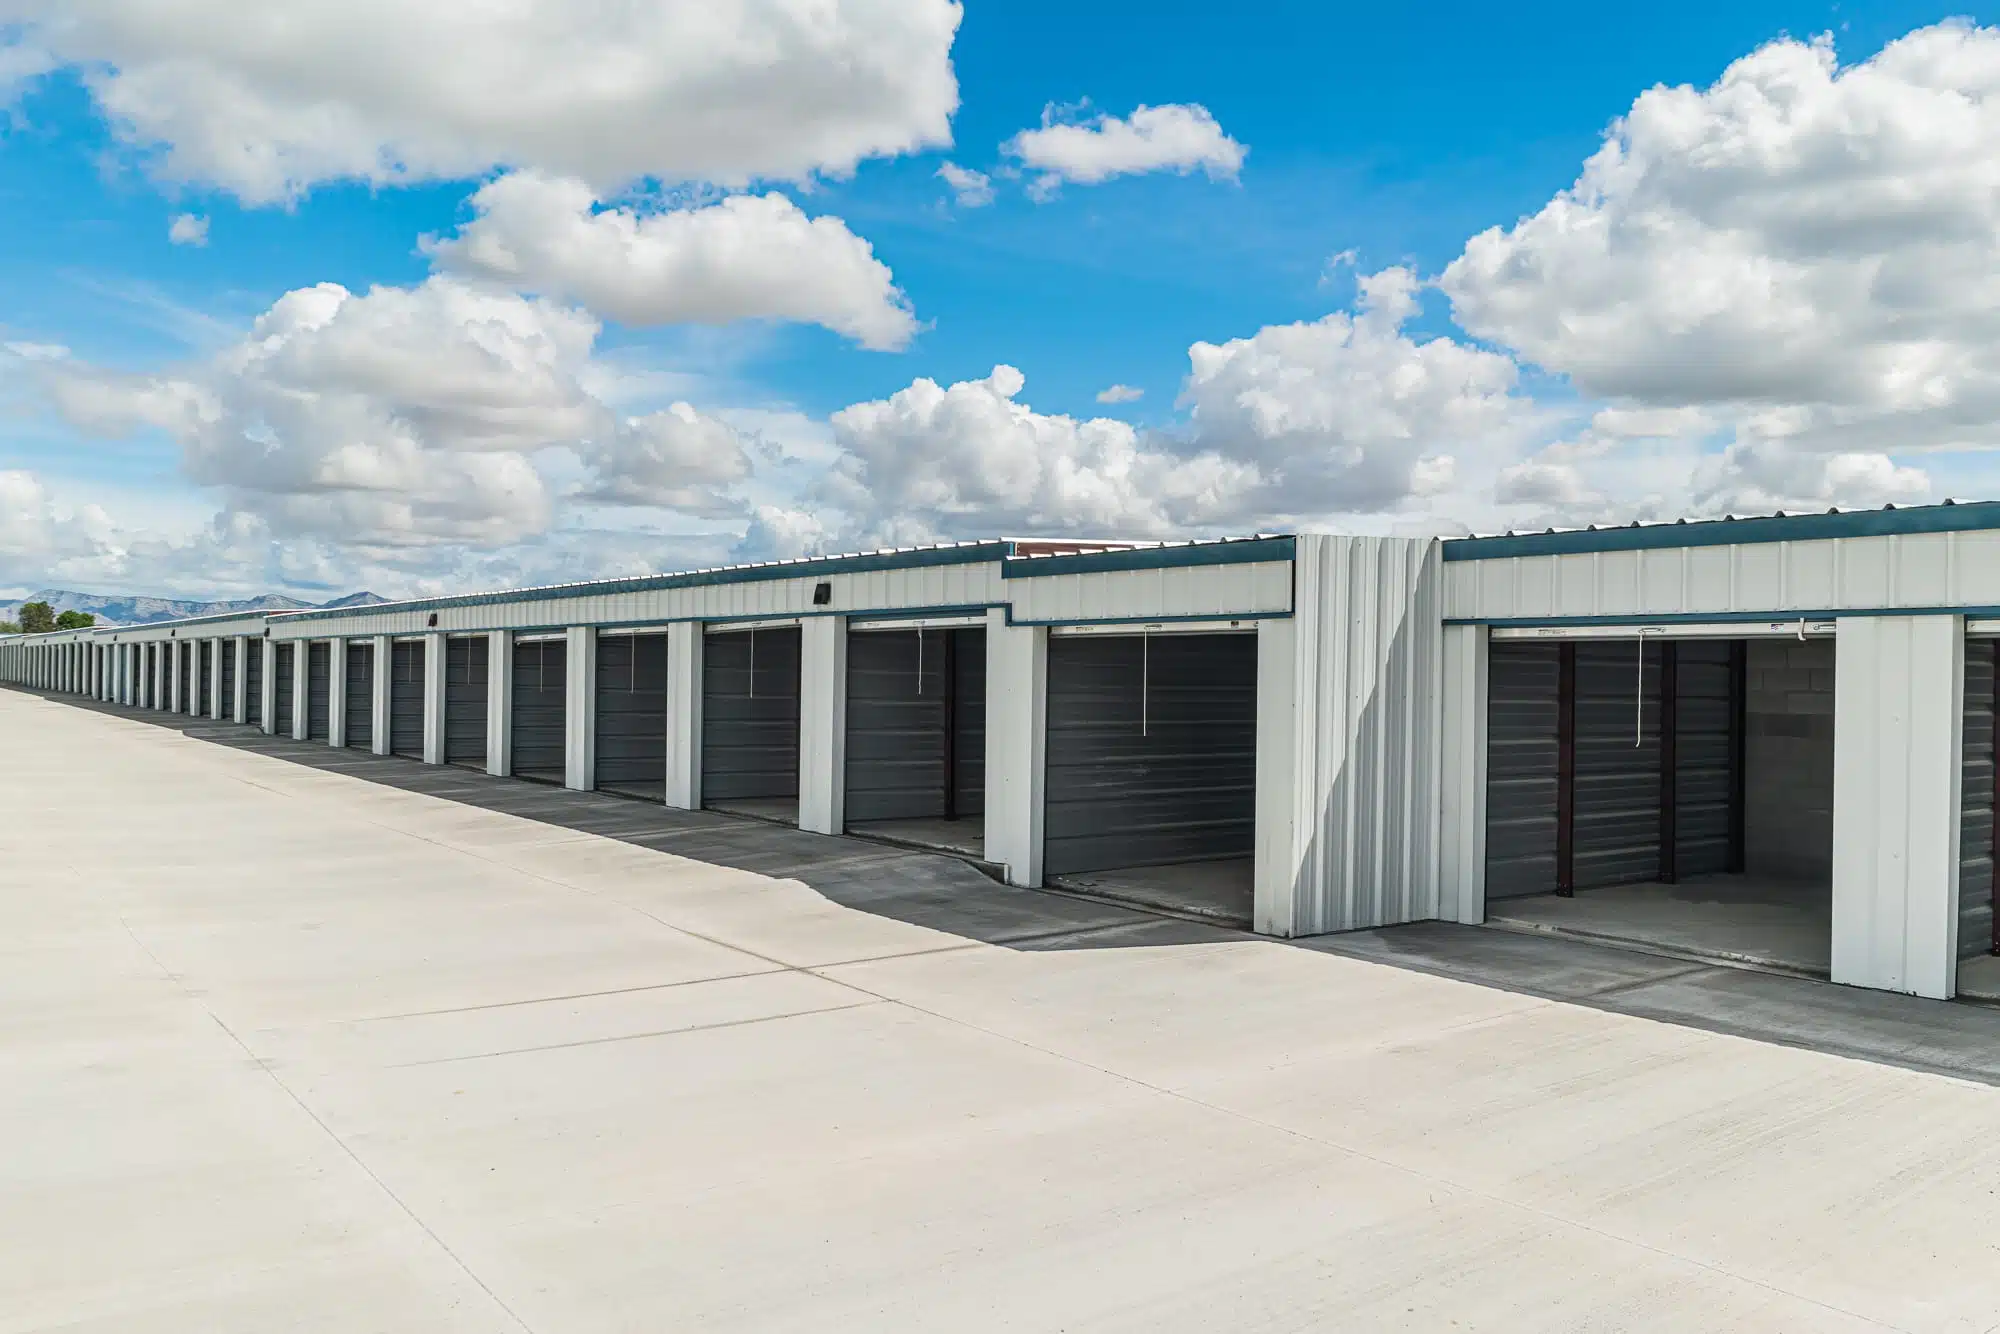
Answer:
2, 0, 963, 203
1005, 102, 1245, 195
936, 161, 992, 207
424, 173, 917, 349
1095, 384, 1143, 404
166, 212, 207, 246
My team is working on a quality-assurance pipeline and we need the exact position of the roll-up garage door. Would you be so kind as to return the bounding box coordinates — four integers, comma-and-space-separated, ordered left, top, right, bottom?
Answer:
307, 643, 331, 740
344, 641, 373, 748
1573, 640, 1664, 890
1043, 632, 1256, 876
220, 642, 237, 721
1962, 640, 1996, 960
199, 642, 213, 716
445, 636, 487, 767
275, 643, 295, 732
390, 640, 424, 759
596, 632, 668, 799
701, 627, 800, 805
844, 627, 986, 823
1670, 642, 1735, 877
245, 643, 263, 727
510, 637, 566, 783
1485, 642, 1560, 899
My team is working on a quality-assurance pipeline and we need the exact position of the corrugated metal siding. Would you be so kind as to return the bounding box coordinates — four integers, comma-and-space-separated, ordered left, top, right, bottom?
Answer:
1962, 640, 1995, 961
701, 627, 800, 803
343, 642, 373, 747
1044, 632, 1256, 875
307, 643, 330, 739
275, 643, 294, 729
1446, 528, 2000, 622
844, 628, 946, 823
389, 641, 423, 758
510, 638, 566, 782
1006, 561, 1292, 625
220, 643, 236, 720
245, 644, 263, 726
1484, 642, 1558, 899
595, 633, 668, 797
445, 636, 487, 767
1574, 640, 1663, 889
1675, 641, 1735, 875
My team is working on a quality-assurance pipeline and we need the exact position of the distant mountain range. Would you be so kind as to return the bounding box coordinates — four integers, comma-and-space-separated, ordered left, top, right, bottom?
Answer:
0, 589, 388, 627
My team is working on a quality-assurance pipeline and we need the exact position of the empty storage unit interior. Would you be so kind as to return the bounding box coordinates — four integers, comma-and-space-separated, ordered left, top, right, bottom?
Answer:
701, 626, 801, 823
445, 636, 487, 768
595, 631, 668, 800
843, 622, 985, 857
1041, 628, 1259, 924
390, 639, 423, 759
511, 635, 565, 783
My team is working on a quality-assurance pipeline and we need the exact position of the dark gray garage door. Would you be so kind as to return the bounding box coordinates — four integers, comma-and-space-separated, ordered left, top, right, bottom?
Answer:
1043, 632, 1256, 876
1962, 640, 1995, 961
199, 642, 213, 716
1669, 641, 1736, 879
245, 642, 263, 727
844, 627, 986, 823
596, 633, 668, 799
702, 627, 800, 805
275, 643, 295, 732
511, 637, 566, 783
1573, 640, 1665, 889
1485, 642, 1561, 900
220, 642, 237, 721
307, 643, 331, 740
390, 640, 424, 759
445, 636, 487, 768
344, 641, 373, 748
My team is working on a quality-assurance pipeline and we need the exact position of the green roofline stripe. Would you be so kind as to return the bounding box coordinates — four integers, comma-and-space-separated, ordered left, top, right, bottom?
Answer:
1001, 536, 1294, 579
1442, 501, 2000, 561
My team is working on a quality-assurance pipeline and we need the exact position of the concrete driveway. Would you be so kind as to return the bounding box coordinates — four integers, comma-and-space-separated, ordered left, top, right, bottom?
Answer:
6, 688, 2000, 1332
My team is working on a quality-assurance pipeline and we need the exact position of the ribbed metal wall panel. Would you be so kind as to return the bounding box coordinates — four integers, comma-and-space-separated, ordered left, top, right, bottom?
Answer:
389, 641, 423, 758
843, 628, 988, 824
510, 638, 566, 782
343, 642, 373, 748
307, 643, 330, 739
1484, 642, 1559, 899
245, 643, 263, 727
220, 643, 236, 720
275, 643, 294, 728
595, 633, 668, 798
1446, 528, 2000, 622
1006, 561, 1292, 625
701, 627, 800, 804
1574, 640, 1663, 889
1675, 641, 1735, 875
1043, 632, 1256, 876
445, 636, 487, 767
1962, 640, 1995, 961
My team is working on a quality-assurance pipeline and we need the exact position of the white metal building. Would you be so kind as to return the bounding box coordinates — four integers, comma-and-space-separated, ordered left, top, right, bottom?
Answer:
8, 506, 2000, 1001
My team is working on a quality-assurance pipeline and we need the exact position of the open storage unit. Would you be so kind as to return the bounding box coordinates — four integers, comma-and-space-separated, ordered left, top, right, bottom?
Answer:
843, 623, 985, 856
701, 625, 800, 822
445, 636, 487, 768
389, 640, 423, 759
595, 631, 668, 800
510, 635, 566, 783
1041, 629, 1258, 923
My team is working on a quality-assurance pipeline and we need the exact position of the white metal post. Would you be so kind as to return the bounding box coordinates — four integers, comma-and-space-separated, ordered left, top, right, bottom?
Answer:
259, 639, 278, 733
665, 621, 703, 809
982, 606, 1047, 887
371, 634, 392, 755
1831, 614, 1965, 999
1438, 623, 1490, 926
232, 638, 248, 722
564, 625, 596, 790
487, 629, 512, 776
798, 616, 847, 834
328, 639, 348, 745
207, 637, 222, 718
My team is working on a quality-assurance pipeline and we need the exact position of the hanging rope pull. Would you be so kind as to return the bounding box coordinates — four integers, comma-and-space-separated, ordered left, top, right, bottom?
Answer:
916, 626, 924, 696
748, 628, 757, 700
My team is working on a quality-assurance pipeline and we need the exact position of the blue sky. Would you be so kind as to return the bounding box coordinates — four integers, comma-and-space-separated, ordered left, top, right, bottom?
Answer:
0, 1, 1993, 600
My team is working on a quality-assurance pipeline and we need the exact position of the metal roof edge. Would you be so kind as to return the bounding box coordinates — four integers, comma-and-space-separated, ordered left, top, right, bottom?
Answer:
1000, 535, 1296, 579
1441, 501, 2000, 561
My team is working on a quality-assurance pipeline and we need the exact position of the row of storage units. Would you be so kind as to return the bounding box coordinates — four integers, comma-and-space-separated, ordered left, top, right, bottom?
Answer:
16, 507, 2000, 1002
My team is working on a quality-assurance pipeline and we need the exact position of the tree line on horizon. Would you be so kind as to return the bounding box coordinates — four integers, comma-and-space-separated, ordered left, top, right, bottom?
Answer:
0, 601, 96, 634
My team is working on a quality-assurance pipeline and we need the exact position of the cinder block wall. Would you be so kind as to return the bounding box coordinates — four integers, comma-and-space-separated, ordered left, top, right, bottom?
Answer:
1745, 638, 1835, 883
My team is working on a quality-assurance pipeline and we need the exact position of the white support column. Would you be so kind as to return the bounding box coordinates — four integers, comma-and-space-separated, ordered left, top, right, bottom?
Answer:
371, 635, 392, 755
291, 642, 309, 739
1831, 614, 1965, 999
798, 616, 847, 834
206, 637, 222, 718
328, 640, 348, 746
664, 622, 703, 809
983, 607, 1047, 887
422, 632, 446, 763
487, 630, 512, 776
564, 625, 596, 790
1438, 623, 1490, 925
1252, 615, 1301, 935
259, 639, 278, 734
231, 638, 248, 722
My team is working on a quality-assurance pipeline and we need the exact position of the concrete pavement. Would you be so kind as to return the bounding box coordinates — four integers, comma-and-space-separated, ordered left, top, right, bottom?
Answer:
7, 688, 2000, 1332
